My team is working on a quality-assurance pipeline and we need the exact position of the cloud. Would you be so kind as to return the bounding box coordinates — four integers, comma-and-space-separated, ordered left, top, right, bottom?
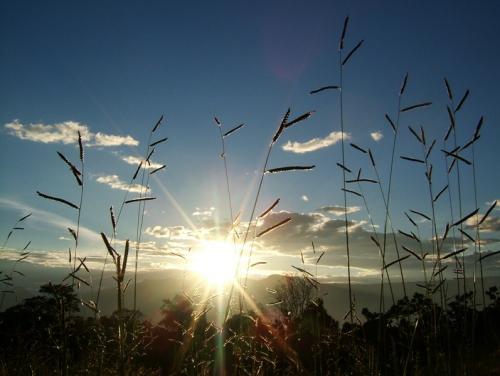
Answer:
466, 214, 500, 233
122, 155, 162, 169
145, 226, 171, 238
93, 132, 138, 146
282, 131, 350, 154
250, 210, 488, 281
486, 199, 499, 209
145, 225, 198, 242
4, 120, 138, 147
3, 196, 497, 280
0, 197, 99, 245
318, 205, 361, 216
192, 207, 215, 218
96, 175, 148, 193
301, 195, 309, 202
370, 131, 383, 142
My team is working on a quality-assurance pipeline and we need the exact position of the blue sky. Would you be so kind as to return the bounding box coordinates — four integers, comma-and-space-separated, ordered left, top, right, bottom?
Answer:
1, 0, 499, 283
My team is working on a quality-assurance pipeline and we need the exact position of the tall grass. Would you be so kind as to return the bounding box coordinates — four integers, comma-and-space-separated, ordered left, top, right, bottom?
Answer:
310, 15, 365, 323
1, 14, 500, 376
223, 108, 314, 321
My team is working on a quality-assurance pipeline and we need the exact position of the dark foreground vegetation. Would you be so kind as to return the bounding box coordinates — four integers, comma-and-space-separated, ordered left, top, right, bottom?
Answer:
1, 280, 499, 375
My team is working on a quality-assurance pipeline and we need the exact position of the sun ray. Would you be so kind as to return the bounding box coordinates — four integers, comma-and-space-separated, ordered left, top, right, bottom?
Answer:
152, 175, 199, 232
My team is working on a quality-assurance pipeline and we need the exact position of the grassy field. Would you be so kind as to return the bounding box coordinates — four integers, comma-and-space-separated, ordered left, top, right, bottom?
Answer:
1, 15, 500, 376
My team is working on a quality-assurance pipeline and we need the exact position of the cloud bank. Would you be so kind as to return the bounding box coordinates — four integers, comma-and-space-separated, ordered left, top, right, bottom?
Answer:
319, 205, 361, 216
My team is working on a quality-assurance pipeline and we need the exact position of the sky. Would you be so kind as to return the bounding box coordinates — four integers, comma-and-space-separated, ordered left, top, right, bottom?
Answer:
1, 0, 500, 286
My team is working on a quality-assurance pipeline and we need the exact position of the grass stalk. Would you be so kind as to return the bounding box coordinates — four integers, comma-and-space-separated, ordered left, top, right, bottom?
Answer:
382, 79, 408, 299
72, 131, 85, 289
223, 143, 273, 321
338, 36, 354, 324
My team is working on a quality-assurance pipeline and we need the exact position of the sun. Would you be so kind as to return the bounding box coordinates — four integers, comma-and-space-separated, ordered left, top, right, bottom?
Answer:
190, 240, 239, 287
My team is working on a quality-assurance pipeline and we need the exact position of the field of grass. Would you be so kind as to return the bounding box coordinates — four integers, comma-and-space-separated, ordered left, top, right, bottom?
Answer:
1, 15, 500, 376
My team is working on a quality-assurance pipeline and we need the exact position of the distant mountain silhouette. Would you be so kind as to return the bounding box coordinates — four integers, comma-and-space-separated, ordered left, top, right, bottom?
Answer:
2, 261, 499, 321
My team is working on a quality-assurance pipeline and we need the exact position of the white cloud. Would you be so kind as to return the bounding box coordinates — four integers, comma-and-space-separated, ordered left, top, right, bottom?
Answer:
282, 131, 350, 154
4, 120, 138, 147
145, 225, 198, 242
0, 197, 99, 244
94, 132, 138, 146
144, 225, 171, 238
302, 195, 309, 202
318, 205, 361, 216
191, 207, 216, 222
486, 199, 499, 209
96, 175, 148, 193
370, 131, 383, 142
122, 155, 162, 169
192, 210, 213, 217
465, 214, 500, 233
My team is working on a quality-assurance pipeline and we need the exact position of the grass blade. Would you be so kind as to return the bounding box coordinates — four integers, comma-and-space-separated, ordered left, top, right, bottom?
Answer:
350, 143, 367, 153
284, 111, 315, 128
132, 161, 143, 180
454, 89, 469, 113
342, 40, 364, 66
265, 165, 315, 174
384, 255, 410, 269
400, 156, 425, 164
223, 123, 245, 138
18, 213, 32, 222
291, 265, 314, 277
444, 78, 453, 100
310, 85, 339, 94
341, 188, 362, 197
271, 108, 291, 144
152, 115, 164, 133
110, 206, 116, 233
479, 250, 500, 261
442, 247, 467, 260
400, 102, 432, 112
400, 72, 409, 96
459, 228, 475, 243
250, 261, 267, 268
479, 201, 497, 225
258, 198, 280, 218
125, 197, 156, 204
149, 165, 166, 175
385, 114, 396, 133
336, 163, 352, 173
409, 209, 431, 221
339, 16, 349, 50
37, 191, 79, 209
402, 245, 421, 261
452, 208, 479, 227
78, 130, 84, 161
433, 185, 448, 202
150, 137, 168, 147
256, 217, 292, 238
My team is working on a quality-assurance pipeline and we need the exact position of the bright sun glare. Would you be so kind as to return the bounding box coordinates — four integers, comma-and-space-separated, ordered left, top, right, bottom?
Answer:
190, 240, 238, 286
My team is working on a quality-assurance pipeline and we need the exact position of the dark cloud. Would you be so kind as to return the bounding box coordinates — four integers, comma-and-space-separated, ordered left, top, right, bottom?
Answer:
138, 209, 500, 282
